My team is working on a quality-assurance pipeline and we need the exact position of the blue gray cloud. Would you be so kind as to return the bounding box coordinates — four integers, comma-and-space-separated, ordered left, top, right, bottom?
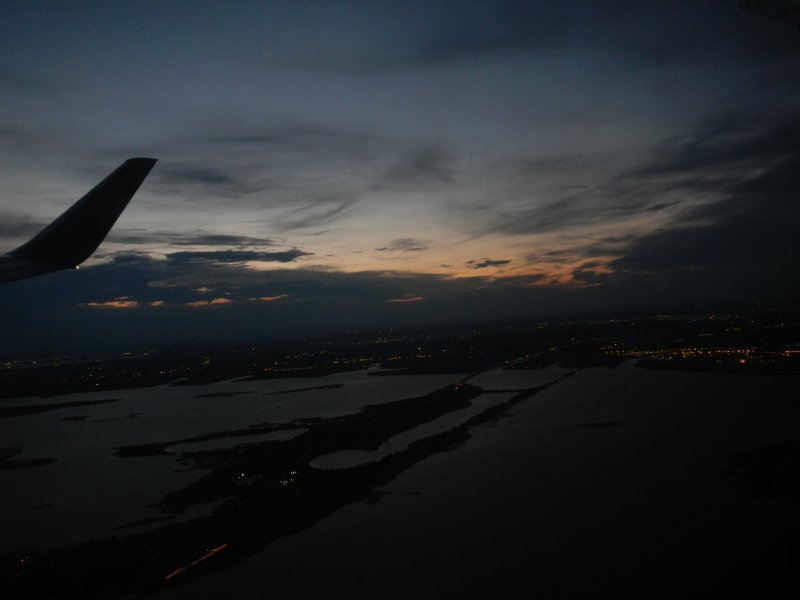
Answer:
375, 239, 430, 252
165, 249, 312, 265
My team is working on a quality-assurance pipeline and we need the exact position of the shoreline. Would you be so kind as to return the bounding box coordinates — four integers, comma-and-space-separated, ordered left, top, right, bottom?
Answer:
1, 375, 567, 599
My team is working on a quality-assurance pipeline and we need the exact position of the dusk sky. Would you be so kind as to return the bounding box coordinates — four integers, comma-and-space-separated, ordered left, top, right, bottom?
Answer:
1, 1, 799, 356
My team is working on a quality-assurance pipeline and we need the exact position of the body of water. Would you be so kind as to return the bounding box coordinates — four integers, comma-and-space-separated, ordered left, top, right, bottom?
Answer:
2, 363, 799, 597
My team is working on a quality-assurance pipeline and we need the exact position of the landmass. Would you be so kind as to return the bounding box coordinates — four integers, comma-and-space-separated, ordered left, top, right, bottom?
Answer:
0, 377, 566, 599
2, 305, 799, 401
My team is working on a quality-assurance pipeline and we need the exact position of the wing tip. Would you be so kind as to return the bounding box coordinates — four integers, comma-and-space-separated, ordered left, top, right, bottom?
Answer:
124, 157, 158, 169
7, 157, 159, 269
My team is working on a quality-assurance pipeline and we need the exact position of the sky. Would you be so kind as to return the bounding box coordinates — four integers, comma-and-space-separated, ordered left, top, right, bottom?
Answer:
1, 1, 799, 357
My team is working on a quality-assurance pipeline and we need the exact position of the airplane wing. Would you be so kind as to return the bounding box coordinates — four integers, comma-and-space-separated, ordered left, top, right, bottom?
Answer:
0, 158, 157, 283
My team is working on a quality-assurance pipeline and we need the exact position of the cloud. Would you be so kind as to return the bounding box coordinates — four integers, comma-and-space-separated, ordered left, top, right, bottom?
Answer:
184, 297, 233, 308
645, 201, 679, 212
474, 107, 800, 243
82, 293, 290, 310
629, 112, 800, 184
82, 295, 235, 310
152, 164, 266, 199
131, 125, 369, 214
615, 159, 800, 274
387, 294, 424, 303
81, 296, 166, 309
137, 122, 461, 231
603, 112, 800, 300
168, 234, 278, 247
454, 74, 795, 241
375, 238, 431, 252
464, 152, 660, 238
248, 294, 289, 302
2, 0, 800, 359
148, 124, 375, 209
0, 212, 44, 244
165, 249, 312, 265
108, 230, 280, 248
381, 146, 452, 188
468, 258, 511, 269
104, 230, 165, 245
0, 251, 579, 357
532, 234, 636, 263
82, 297, 141, 309
274, 199, 356, 232
161, 166, 237, 186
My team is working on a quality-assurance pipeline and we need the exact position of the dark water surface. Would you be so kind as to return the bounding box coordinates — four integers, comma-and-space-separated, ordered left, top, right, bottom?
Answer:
2, 364, 799, 597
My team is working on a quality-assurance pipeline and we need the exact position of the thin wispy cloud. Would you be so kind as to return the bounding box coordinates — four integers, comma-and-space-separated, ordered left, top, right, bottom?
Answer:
387, 294, 424, 303
107, 231, 279, 248
274, 200, 356, 232
375, 238, 431, 252
165, 249, 312, 265
168, 234, 278, 247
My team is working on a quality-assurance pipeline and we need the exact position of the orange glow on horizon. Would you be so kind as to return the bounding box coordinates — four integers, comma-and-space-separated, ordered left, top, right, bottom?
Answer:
85, 300, 139, 309
387, 295, 424, 303
83, 297, 140, 309
82, 298, 178, 309
185, 297, 232, 307
248, 294, 288, 302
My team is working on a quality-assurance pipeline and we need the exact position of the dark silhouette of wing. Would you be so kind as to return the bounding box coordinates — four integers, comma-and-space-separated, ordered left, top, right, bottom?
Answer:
0, 158, 156, 283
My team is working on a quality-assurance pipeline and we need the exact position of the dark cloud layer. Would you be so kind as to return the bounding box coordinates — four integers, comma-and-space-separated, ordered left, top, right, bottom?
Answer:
468, 258, 512, 269
0, 212, 44, 243
608, 112, 800, 298
381, 146, 452, 188
275, 200, 356, 232
375, 238, 430, 252
168, 234, 278, 247
0, 253, 652, 358
630, 112, 800, 183
107, 231, 279, 248
165, 249, 312, 265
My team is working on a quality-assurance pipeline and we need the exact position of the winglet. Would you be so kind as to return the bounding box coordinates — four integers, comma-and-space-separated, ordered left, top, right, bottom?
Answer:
10, 158, 157, 268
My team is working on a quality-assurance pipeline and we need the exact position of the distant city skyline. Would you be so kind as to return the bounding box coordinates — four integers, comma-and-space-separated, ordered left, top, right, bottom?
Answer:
1, 1, 798, 356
